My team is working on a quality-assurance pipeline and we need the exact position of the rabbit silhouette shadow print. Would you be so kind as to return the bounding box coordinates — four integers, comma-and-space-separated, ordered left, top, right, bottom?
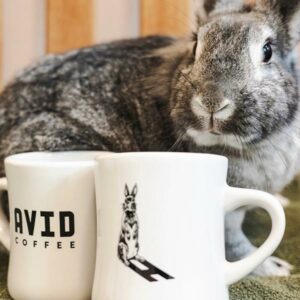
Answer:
118, 184, 174, 282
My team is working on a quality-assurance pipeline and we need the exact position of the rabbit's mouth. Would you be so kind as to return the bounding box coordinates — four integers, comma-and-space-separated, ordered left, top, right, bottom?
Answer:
186, 128, 247, 150
209, 130, 221, 136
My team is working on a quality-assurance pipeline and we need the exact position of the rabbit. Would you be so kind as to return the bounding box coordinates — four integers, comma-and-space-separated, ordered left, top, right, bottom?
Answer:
117, 184, 174, 282
118, 184, 144, 266
1, 0, 300, 276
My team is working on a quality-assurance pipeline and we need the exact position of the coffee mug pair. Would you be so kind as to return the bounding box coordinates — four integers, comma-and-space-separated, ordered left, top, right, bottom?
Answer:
0, 151, 285, 300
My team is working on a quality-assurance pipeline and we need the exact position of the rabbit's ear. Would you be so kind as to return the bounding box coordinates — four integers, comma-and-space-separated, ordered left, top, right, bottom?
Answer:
257, 0, 300, 49
131, 184, 138, 197
193, 0, 247, 25
213, 0, 246, 13
193, 0, 214, 25
124, 184, 130, 197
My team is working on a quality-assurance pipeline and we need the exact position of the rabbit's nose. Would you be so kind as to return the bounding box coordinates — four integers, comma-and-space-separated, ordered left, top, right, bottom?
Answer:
191, 96, 234, 120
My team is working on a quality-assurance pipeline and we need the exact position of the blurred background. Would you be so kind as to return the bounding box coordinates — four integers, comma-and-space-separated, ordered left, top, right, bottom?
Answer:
0, 0, 193, 88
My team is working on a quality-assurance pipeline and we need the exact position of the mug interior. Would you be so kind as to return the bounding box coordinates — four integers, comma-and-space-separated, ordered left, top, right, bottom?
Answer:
5, 151, 110, 167
95, 151, 227, 164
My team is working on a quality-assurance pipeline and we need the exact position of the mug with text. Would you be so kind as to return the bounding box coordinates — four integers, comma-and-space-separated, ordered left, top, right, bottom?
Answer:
92, 152, 285, 300
0, 151, 109, 300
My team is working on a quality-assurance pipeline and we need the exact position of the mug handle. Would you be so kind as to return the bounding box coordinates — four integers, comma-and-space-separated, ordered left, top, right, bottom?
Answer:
224, 185, 285, 285
0, 177, 10, 251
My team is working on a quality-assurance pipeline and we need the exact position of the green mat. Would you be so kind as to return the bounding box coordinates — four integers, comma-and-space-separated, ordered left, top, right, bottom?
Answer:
1, 180, 300, 299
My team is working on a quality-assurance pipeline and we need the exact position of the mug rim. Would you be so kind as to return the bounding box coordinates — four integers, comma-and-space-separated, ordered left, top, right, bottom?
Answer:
4, 151, 111, 167
95, 152, 228, 162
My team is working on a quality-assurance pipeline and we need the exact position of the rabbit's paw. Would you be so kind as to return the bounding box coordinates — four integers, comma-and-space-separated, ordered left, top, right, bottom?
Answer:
275, 194, 290, 207
251, 256, 293, 276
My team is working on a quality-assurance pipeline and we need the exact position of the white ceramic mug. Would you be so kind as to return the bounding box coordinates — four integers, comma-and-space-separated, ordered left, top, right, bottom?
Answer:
0, 151, 109, 300
92, 152, 285, 300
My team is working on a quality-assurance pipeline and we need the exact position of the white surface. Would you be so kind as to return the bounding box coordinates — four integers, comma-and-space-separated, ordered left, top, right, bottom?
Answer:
93, 0, 139, 43
92, 152, 285, 300
2, 0, 45, 85
2, 151, 108, 300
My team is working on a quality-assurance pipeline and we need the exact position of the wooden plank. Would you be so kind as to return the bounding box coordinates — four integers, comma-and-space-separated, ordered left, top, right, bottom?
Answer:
47, 0, 93, 53
2, 0, 45, 85
141, 0, 191, 36
93, 0, 139, 43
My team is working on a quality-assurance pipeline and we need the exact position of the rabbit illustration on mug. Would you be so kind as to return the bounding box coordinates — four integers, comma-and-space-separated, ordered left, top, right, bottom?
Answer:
117, 184, 174, 282
118, 184, 144, 266
1, 0, 300, 275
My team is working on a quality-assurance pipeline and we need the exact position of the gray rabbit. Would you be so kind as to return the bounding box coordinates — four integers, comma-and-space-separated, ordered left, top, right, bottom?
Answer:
1, 0, 300, 275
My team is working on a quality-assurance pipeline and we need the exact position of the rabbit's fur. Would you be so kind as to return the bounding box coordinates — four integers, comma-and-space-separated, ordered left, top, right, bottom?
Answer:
1, 0, 300, 275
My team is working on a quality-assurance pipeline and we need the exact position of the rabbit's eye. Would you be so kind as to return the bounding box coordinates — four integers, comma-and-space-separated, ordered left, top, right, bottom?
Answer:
263, 42, 272, 63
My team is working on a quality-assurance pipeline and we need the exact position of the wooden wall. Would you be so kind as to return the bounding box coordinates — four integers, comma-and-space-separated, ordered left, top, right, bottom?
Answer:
47, 0, 94, 53
141, 0, 190, 36
46, 0, 191, 51
1, 0, 191, 87
2, 0, 45, 86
